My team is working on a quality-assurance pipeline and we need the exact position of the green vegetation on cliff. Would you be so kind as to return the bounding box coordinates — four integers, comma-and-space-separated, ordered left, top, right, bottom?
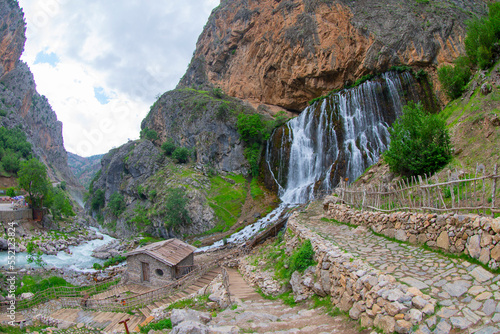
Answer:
0, 126, 32, 175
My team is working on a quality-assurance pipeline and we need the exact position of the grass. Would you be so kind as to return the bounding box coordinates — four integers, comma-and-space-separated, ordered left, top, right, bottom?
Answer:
139, 318, 172, 333
16, 275, 73, 295
206, 174, 247, 233
0, 325, 49, 334
250, 177, 265, 199
138, 236, 162, 247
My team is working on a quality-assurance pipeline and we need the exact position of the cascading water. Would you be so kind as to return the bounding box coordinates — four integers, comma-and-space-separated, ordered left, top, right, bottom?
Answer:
197, 71, 426, 251
266, 71, 422, 204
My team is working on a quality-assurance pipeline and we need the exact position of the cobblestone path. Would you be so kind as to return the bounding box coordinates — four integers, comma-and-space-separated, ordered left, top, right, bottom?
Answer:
299, 201, 500, 334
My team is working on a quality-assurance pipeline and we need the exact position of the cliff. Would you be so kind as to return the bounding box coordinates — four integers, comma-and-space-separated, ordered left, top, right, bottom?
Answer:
179, 0, 487, 111
0, 0, 78, 186
67, 152, 103, 189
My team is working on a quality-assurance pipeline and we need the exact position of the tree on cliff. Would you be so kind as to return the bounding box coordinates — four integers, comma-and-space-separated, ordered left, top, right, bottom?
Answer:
384, 102, 452, 177
18, 158, 50, 209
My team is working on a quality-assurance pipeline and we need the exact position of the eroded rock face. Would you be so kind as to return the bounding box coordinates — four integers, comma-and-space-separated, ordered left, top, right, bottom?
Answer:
178, 0, 486, 110
141, 88, 252, 174
0, 1, 78, 187
0, 0, 25, 79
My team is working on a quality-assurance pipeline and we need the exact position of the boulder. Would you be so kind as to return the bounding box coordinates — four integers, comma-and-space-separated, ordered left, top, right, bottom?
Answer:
171, 309, 211, 327
0, 238, 8, 250
436, 231, 449, 251
171, 320, 209, 334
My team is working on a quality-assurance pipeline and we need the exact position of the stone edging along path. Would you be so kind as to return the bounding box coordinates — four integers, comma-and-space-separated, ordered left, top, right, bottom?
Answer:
285, 199, 500, 334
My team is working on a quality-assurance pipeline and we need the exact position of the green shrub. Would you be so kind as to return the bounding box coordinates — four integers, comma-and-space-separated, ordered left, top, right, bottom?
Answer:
16, 275, 72, 294
107, 192, 126, 217
163, 187, 191, 233
161, 139, 176, 156
91, 189, 105, 211
211, 87, 224, 98
140, 127, 158, 141
465, 3, 500, 70
6, 187, 15, 197
103, 255, 127, 268
139, 318, 172, 333
172, 147, 190, 163
289, 239, 315, 273
51, 188, 75, 219
383, 102, 452, 177
237, 113, 270, 145
437, 56, 471, 99
93, 263, 103, 270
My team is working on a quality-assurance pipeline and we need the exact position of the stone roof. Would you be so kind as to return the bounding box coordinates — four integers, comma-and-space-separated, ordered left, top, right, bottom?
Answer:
126, 238, 196, 267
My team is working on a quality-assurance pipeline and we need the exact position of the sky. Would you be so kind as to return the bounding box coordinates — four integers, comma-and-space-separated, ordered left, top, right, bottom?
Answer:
19, 0, 219, 157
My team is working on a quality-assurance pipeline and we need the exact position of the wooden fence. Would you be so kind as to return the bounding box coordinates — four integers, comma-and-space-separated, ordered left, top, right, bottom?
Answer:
337, 164, 499, 215
1, 245, 250, 313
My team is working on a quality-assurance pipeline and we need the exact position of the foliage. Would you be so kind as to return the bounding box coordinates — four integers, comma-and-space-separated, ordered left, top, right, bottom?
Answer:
237, 113, 272, 176
465, 3, 500, 70
250, 178, 264, 199
91, 188, 105, 212
18, 158, 50, 208
93, 263, 103, 270
16, 275, 72, 294
6, 187, 15, 197
237, 113, 270, 145
206, 175, 247, 234
274, 110, 289, 128
50, 187, 75, 219
383, 102, 452, 177
163, 187, 191, 232
103, 255, 127, 268
26, 242, 46, 268
140, 127, 158, 141
172, 147, 190, 163
0, 126, 32, 175
289, 239, 315, 273
139, 318, 172, 333
211, 87, 224, 98
107, 192, 126, 216
437, 56, 471, 99
161, 138, 176, 156
129, 204, 151, 228
138, 236, 161, 247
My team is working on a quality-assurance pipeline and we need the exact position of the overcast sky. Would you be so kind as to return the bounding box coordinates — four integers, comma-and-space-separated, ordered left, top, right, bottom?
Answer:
18, 0, 219, 157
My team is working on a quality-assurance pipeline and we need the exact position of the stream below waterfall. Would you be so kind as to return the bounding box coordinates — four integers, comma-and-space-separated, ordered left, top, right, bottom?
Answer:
0, 227, 115, 271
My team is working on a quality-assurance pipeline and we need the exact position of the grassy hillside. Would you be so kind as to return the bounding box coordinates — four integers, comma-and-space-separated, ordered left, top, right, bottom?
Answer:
440, 62, 500, 170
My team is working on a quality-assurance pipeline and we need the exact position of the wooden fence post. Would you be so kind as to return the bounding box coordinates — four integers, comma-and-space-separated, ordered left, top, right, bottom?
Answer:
492, 164, 498, 217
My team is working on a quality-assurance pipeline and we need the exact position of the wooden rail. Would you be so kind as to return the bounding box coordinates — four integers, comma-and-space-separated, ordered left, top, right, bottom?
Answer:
337, 164, 499, 216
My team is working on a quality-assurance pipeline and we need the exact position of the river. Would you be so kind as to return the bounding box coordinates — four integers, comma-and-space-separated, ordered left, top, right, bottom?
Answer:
0, 227, 115, 271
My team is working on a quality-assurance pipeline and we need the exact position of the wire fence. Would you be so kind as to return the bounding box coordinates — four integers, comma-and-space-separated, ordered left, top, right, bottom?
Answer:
337, 164, 499, 216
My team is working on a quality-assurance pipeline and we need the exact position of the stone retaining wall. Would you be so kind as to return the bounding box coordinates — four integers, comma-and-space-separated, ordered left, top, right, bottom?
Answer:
0, 209, 32, 222
323, 196, 500, 269
284, 214, 437, 333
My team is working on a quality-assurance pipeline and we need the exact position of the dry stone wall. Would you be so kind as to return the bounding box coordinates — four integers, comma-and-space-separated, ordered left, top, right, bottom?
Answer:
323, 196, 500, 270
239, 213, 438, 333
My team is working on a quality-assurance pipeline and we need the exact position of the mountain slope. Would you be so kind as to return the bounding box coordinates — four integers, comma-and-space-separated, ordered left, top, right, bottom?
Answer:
67, 152, 103, 189
0, 0, 78, 187
179, 0, 487, 111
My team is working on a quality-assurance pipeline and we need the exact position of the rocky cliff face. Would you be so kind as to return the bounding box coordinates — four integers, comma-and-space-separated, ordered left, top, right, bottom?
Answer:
179, 0, 487, 111
0, 0, 25, 79
0, 0, 78, 186
67, 153, 103, 189
87, 139, 218, 239
141, 88, 255, 174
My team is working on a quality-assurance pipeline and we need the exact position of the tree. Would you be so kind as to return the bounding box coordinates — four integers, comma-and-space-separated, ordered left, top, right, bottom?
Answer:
163, 187, 191, 234
26, 241, 46, 268
107, 191, 126, 216
383, 102, 452, 177
172, 147, 190, 163
161, 139, 176, 156
51, 188, 75, 219
437, 56, 471, 99
18, 158, 50, 209
91, 188, 105, 212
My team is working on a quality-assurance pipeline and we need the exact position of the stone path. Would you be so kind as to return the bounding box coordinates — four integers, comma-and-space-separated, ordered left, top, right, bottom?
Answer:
209, 268, 368, 333
299, 201, 500, 334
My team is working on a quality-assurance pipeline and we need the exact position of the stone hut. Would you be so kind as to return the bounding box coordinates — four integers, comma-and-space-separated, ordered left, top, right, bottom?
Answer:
125, 239, 196, 286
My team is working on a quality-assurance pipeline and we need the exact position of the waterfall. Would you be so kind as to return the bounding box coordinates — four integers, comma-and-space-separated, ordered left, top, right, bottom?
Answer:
266, 71, 422, 204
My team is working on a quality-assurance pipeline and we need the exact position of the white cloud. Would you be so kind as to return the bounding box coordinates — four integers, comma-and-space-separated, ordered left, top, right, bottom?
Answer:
18, 0, 219, 157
